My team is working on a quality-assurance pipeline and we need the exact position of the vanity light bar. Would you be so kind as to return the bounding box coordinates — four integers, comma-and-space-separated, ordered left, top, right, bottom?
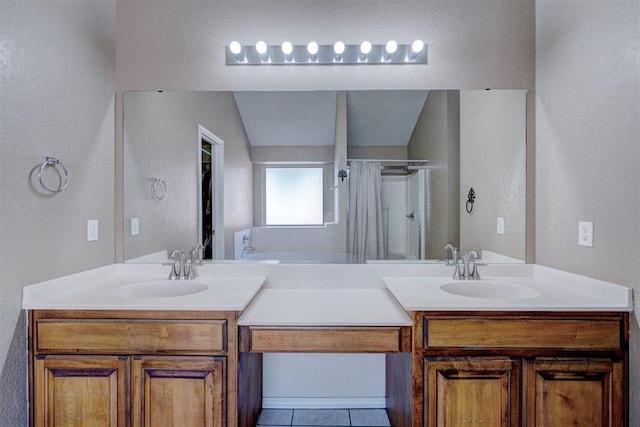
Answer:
225, 40, 428, 65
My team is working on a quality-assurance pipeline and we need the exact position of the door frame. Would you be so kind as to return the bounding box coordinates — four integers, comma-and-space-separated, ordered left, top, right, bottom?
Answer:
198, 124, 224, 259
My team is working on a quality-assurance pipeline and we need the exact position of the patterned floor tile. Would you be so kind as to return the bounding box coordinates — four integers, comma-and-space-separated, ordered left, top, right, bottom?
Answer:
292, 409, 351, 426
349, 409, 391, 426
258, 409, 294, 425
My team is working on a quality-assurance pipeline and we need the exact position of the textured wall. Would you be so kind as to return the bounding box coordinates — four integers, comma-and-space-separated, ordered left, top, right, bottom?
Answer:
123, 91, 253, 260
0, 2, 116, 424
535, 1, 640, 423
115, 0, 535, 92
460, 90, 526, 260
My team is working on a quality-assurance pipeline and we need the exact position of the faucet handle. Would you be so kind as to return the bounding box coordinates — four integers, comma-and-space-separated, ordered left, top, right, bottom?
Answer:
185, 259, 197, 280
166, 250, 184, 279
444, 244, 459, 266
191, 244, 204, 266
462, 250, 479, 279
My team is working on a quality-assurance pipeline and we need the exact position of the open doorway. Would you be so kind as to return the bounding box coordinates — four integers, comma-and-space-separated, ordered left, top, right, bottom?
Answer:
198, 125, 224, 260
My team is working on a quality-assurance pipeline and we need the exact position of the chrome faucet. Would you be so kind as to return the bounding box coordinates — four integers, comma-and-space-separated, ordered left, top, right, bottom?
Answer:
462, 250, 480, 280
166, 248, 202, 280
168, 250, 186, 280
444, 244, 462, 280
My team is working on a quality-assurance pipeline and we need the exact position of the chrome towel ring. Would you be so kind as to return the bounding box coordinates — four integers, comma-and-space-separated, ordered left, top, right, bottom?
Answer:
152, 177, 167, 200
38, 156, 69, 193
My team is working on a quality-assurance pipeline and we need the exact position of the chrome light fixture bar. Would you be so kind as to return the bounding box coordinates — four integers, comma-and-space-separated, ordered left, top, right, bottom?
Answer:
225, 40, 427, 65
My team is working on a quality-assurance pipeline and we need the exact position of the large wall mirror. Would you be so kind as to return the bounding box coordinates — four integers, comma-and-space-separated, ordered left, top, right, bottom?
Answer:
123, 89, 526, 264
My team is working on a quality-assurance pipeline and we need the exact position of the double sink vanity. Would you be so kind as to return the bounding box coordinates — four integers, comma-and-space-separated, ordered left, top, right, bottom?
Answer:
23, 262, 632, 426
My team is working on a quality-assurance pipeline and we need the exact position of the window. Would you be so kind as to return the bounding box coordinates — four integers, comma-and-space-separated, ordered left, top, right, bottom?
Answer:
265, 167, 324, 225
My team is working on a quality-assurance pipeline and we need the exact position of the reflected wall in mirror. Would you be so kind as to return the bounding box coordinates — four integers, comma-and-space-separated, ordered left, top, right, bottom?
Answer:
123, 89, 525, 264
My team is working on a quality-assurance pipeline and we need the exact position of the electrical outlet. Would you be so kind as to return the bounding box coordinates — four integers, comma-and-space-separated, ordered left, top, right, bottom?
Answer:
578, 221, 593, 247
87, 220, 99, 242
497, 217, 505, 235
131, 218, 139, 236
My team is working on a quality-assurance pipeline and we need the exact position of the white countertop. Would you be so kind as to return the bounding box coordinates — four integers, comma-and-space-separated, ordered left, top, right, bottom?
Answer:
384, 265, 633, 312
22, 263, 633, 315
238, 288, 412, 326
22, 264, 265, 311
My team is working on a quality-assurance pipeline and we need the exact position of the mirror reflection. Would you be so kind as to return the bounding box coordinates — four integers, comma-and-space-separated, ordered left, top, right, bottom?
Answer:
123, 89, 525, 264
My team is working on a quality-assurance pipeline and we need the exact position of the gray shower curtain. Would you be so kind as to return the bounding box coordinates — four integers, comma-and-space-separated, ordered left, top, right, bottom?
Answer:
347, 161, 384, 263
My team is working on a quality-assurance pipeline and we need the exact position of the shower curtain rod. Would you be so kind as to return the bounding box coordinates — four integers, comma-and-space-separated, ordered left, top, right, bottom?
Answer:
347, 158, 429, 163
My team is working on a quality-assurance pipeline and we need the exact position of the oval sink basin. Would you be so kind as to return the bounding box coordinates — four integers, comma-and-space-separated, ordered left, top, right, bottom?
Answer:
440, 280, 540, 299
110, 281, 209, 298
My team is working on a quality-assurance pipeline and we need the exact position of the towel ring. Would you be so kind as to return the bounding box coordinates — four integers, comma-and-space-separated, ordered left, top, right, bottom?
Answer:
38, 157, 69, 193
465, 187, 475, 214
152, 178, 167, 200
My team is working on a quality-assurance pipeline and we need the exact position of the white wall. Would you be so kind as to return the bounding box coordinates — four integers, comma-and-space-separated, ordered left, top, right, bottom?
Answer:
0, 2, 116, 424
460, 90, 526, 260
123, 91, 253, 260
535, 1, 640, 424
115, 0, 535, 407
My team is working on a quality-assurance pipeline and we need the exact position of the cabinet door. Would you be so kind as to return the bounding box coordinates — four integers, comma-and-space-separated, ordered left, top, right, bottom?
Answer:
132, 356, 226, 427
425, 358, 520, 427
523, 359, 623, 427
34, 355, 127, 427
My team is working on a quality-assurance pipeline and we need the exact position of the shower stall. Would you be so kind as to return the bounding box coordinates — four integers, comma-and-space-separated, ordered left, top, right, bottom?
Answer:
380, 166, 427, 260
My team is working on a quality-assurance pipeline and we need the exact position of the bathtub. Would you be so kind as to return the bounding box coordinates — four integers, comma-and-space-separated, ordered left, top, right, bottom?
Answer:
245, 252, 354, 264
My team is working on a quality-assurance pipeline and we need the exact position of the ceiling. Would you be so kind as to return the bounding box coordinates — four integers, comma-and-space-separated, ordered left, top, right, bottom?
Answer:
233, 90, 429, 148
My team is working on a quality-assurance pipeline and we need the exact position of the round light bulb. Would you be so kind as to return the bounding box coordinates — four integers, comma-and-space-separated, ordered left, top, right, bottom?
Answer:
360, 41, 372, 55
256, 41, 268, 55
333, 41, 345, 55
385, 40, 398, 54
229, 41, 242, 55
411, 39, 424, 54
281, 41, 293, 55
307, 41, 319, 55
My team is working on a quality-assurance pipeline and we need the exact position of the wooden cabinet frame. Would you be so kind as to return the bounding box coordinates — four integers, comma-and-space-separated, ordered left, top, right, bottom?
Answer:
29, 309, 629, 427
29, 310, 240, 427
403, 311, 629, 427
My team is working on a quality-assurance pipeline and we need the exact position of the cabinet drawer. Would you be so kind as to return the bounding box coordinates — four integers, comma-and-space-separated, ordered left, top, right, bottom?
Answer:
425, 317, 621, 351
36, 319, 227, 354
240, 326, 410, 353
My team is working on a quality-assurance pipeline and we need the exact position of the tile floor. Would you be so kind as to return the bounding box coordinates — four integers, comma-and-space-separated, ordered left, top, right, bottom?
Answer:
257, 408, 391, 427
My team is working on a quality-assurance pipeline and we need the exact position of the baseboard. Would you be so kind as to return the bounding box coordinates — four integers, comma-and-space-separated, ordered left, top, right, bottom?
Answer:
262, 397, 386, 409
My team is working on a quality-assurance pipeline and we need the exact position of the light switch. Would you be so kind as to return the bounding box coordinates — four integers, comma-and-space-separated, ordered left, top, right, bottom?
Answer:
87, 220, 99, 241
131, 218, 139, 236
497, 217, 505, 235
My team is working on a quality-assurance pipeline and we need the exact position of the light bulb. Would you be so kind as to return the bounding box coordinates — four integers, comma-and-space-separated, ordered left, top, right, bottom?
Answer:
411, 39, 424, 54
307, 41, 319, 55
333, 41, 345, 55
360, 41, 372, 55
281, 41, 293, 55
256, 41, 268, 55
229, 41, 242, 55
385, 40, 398, 54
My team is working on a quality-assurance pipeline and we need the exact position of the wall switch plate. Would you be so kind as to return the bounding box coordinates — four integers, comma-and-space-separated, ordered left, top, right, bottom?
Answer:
578, 221, 593, 247
497, 217, 505, 235
131, 218, 139, 236
87, 220, 99, 241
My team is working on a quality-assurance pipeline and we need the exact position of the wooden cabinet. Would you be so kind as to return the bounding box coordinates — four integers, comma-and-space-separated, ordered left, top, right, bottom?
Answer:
132, 356, 226, 427
406, 312, 629, 427
523, 359, 623, 427
424, 358, 520, 427
29, 310, 238, 427
34, 355, 128, 427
